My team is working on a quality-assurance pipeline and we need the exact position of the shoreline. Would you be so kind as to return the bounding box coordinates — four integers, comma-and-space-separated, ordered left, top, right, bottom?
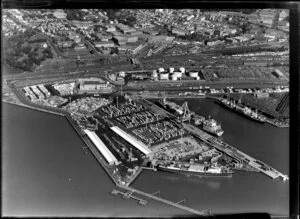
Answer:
205, 95, 289, 128
2, 100, 209, 216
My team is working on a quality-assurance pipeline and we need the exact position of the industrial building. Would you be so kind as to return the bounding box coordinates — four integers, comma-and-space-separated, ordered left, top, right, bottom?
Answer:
110, 126, 152, 156
84, 129, 118, 165
75, 78, 112, 94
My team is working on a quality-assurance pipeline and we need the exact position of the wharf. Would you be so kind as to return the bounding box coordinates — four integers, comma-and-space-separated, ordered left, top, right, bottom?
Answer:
7, 80, 212, 215
111, 189, 148, 205
265, 117, 289, 128
183, 123, 289, 181
208, 95, 289, 128
116, 184, 210, 216
127, 92, 206, 100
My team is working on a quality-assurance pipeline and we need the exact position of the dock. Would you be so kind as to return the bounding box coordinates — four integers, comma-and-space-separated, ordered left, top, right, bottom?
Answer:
183, 123, 289, 181
111, 189, 148, 205
116, 184, 210, 216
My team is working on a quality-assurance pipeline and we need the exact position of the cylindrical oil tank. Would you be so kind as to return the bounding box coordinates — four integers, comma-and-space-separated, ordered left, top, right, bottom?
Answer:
171, 74, 178, 80
179, 67, 186, 73
169, 67, 175, 73
152, 70, 158, 78
174, 72, 183, 78
189, 71, 198, 78
119, 71, 126, 77
158, 67, 165, 73
159, 73, 169, 80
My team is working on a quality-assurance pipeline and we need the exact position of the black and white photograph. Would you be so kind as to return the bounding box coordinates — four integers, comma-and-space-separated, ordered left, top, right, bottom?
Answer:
2, 3, 298, 218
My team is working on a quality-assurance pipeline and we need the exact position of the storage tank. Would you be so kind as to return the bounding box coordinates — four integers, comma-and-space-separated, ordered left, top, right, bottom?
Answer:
189, 71, 198, 78
171, 74, 178, 81
159, 73, 169, 80
169, 67, 175, 73
152, 70, 158, 78
174, 72, 183, 78
158, 67, 165, 73
119, 71, 126, 77
179, 67, 186, 73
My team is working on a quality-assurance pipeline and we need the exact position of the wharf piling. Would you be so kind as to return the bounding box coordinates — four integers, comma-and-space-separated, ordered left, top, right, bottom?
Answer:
117, 184, 210, 216
111, 189, 148, 205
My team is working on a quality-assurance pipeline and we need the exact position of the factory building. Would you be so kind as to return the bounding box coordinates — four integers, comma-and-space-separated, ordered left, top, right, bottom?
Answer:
84, 130, 118, 165
110, 126, 152, 156
75, 78, 112, 94
94, 40, 115, 48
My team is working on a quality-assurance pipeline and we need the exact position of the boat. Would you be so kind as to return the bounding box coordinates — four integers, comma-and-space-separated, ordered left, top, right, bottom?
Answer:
202, 116, 224, 136
235, 103, 266, 123
192, 115, 224, 136
219, 97, 266, 123
157, 162, 234, 177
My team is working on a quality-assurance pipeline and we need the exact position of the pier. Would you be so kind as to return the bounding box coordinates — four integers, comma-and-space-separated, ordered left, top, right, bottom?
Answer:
116, 184, 210, 216
183, 123, 289, 181
111, 189, 148, 205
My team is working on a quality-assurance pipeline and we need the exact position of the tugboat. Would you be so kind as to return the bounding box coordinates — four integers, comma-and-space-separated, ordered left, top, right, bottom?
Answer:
157, 162, 234, 177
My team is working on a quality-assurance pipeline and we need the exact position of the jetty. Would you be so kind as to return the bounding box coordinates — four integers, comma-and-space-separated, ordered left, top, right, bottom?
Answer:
116, 184, 210, 216
183, 123, 289, 181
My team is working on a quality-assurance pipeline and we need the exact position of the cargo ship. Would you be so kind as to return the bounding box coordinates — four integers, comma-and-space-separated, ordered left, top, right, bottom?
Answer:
193, 115, 224, 136
157, 162, 234, 177
219, 97, 266, 123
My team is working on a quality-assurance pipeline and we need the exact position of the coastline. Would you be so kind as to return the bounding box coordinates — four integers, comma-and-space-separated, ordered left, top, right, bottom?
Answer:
2, 100, 208, 216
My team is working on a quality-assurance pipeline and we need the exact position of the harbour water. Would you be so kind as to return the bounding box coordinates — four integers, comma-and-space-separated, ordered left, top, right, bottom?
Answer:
2, 103, 192, 217
2, 97, 289, 216
132, 98, 289, 216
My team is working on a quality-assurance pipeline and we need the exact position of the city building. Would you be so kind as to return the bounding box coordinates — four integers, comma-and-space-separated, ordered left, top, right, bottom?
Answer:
172, 27, 188, 36
95, 40, 115, 48
118, 43, 146, 55
147, 35, 175, 44
142, 28, 159, 35
53, 9, 67, 19
57, 40, 73, 48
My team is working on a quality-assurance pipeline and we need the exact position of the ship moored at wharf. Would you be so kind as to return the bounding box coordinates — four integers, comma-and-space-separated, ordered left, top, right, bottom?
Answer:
157, 162, 233, 177
156, 98, 224, 136
220, 96, 266, 123
193, 115, 224, 137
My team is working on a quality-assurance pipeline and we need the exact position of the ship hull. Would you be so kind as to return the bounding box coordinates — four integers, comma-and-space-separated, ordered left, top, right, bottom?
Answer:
157, 166, 233, 177
235, 108, 266, 123
202, 128, 224, 136
218, 100, 265, 123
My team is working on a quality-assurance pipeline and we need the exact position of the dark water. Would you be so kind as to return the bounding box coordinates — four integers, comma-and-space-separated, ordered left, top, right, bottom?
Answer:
2, 103, 191, 217
2, 99, 289, 216
132, 98, 289, 216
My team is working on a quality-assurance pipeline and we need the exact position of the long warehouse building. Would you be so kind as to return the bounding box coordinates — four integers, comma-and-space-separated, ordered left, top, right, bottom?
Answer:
84, 129, 118, 165
110, 126, 152, 156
